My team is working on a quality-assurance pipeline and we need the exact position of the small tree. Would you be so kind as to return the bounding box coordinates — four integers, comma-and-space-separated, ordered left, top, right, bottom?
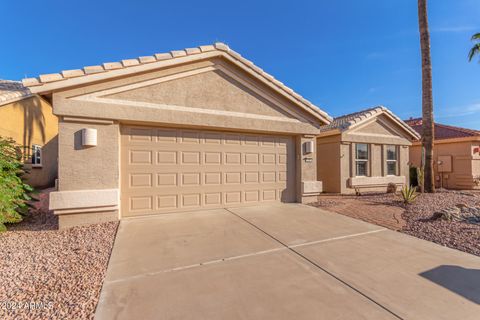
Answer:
0, 136, 33, 231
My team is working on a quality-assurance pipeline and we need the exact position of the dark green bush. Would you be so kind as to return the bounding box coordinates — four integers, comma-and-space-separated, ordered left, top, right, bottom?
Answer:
0, 136, 33, 231
409, 166, 419, 187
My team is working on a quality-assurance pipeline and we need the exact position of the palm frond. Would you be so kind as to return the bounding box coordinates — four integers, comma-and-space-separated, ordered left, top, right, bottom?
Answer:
468, 43, 480, 62
471, 33, 480, 41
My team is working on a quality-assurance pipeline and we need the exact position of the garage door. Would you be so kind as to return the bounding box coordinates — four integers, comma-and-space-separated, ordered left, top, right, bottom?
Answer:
121, 125, 296, 217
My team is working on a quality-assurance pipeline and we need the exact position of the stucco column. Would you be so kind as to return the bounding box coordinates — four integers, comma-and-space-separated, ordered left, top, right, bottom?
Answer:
296, 135, 322, 203
381, 145, 386, 176
52, 117, 121, 228
349, 143, 355, 178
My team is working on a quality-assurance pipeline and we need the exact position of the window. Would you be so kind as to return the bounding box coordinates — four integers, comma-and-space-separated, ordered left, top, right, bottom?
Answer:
355, 144, 369, 176
32, 145, 42, 167
386, 145, 397, 175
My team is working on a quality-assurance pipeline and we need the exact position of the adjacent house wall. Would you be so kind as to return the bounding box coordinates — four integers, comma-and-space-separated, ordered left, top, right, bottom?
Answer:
410, 140, 480, 189
0, 96, 58, 187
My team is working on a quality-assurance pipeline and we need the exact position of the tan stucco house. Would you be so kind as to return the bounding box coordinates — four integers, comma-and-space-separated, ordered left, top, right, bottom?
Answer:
23, 43, 331, 228
406, 118, 480, 190
21, 43, 419, 228
0, 80, 58, 187
317, 107, 420, 194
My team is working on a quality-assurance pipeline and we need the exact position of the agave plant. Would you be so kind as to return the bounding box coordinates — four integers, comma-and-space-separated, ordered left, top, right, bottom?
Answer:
401, 185, 418, 205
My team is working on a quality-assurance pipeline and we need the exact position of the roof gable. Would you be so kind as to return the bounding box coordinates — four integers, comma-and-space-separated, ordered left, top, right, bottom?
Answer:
319, 106, 420, 140
22, 43, 331, 124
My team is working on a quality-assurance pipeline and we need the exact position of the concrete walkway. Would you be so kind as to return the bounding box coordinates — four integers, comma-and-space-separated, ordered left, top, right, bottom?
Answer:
95, 204, 480, 320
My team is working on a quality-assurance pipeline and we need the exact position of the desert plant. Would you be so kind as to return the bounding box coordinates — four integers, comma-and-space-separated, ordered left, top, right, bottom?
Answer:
387, 183, 397, 194
474, 176, 480, 187
416, 166, 424, 193
409, 166, 419, 187
401, 185, 418, 205
0, 136, 33, 231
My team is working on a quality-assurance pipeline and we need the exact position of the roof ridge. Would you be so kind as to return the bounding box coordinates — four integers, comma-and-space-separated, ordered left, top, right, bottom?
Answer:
0, 80, 33, 106
22, 42, 332, 122
405, 118, 480, 135
333, 106, 384, 121
434, 122, 480, 135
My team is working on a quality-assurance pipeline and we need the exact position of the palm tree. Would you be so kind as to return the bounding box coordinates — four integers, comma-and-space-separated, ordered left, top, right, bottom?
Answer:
468, 33, 480, 62
418, 0, 435, 193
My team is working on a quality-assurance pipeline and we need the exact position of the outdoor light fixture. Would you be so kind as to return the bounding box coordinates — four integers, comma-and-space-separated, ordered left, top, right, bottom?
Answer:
304, 140, 314, 154
82, 128, 97, 147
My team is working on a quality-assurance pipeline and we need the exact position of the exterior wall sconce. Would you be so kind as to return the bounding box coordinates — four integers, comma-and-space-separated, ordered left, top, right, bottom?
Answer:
82, 128, 97, 147
304, 140, 314, 154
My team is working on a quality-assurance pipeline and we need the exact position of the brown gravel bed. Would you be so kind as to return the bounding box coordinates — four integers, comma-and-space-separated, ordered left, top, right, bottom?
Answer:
0, 189, 118, 320
402, 190, 480, 256
312, 193, 406, 230
312, 190, 480, 256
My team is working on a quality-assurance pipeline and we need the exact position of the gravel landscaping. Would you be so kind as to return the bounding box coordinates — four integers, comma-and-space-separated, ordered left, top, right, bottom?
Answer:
313, 190, 480, 256
402, 190, 480, 256
0, 189, 118, 320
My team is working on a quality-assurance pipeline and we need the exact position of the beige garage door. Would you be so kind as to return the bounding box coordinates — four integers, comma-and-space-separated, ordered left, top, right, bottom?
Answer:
121, 125, 296, 217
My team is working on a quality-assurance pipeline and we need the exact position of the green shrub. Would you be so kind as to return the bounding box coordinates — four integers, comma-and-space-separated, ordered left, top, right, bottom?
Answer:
409, 166, 419, 187
416, 167, 424, 193
400, 185, 418, 205
0, 136, 33, 231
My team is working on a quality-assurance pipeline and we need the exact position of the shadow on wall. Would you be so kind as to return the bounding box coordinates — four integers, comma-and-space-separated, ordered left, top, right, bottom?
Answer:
419, 265, 480, 304
23, 135, 58, 189
10, 96, 46, 157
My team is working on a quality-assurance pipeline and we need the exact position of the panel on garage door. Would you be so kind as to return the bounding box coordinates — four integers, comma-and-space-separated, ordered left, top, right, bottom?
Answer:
121, 126, 296, 217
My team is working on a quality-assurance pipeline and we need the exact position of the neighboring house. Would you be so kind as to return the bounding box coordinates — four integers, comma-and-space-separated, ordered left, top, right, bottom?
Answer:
317, 107, 420, 194
405, 118, 480, 190
0, 80, 58, 188
22, 43, 330, 228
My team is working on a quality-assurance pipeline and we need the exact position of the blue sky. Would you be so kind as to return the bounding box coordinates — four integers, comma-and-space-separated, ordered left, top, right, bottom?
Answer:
2, 0, 479, 129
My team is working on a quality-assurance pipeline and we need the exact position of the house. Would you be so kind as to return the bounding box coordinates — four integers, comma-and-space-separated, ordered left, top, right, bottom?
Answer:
0, 80, 58, 188
22, 43, 331, 228
21, 43, 418, 228
317, 107, 420, 194
405, 118, 480, 190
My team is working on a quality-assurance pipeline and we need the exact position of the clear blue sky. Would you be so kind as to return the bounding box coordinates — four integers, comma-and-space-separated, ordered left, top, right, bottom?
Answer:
2, 0, 479, 129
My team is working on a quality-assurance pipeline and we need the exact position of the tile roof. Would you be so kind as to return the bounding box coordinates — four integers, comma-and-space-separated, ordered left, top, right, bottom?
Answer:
404, 118, 480, 140
319, 106, 420, 139
0, 80, 33, 106
22, 42, 332, 122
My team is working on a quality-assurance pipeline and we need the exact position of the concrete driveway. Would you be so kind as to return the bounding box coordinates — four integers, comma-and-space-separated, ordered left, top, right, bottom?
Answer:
95, 204, 480, 320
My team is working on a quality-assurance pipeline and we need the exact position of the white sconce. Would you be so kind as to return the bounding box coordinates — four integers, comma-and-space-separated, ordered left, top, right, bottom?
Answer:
82, 128, 97, 147
304, 140, 314, 154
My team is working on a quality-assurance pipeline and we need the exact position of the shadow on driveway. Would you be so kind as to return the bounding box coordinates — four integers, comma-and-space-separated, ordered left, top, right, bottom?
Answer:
419, 265, 480, 304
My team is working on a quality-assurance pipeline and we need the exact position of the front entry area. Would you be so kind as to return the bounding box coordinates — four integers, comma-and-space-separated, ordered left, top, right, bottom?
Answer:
121, 125, 296, 217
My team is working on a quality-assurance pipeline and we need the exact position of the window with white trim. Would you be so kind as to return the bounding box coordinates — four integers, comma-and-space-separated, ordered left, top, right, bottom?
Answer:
32, 145, 42, 167
386, 145, 397, 175
355, 143, 369, 176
